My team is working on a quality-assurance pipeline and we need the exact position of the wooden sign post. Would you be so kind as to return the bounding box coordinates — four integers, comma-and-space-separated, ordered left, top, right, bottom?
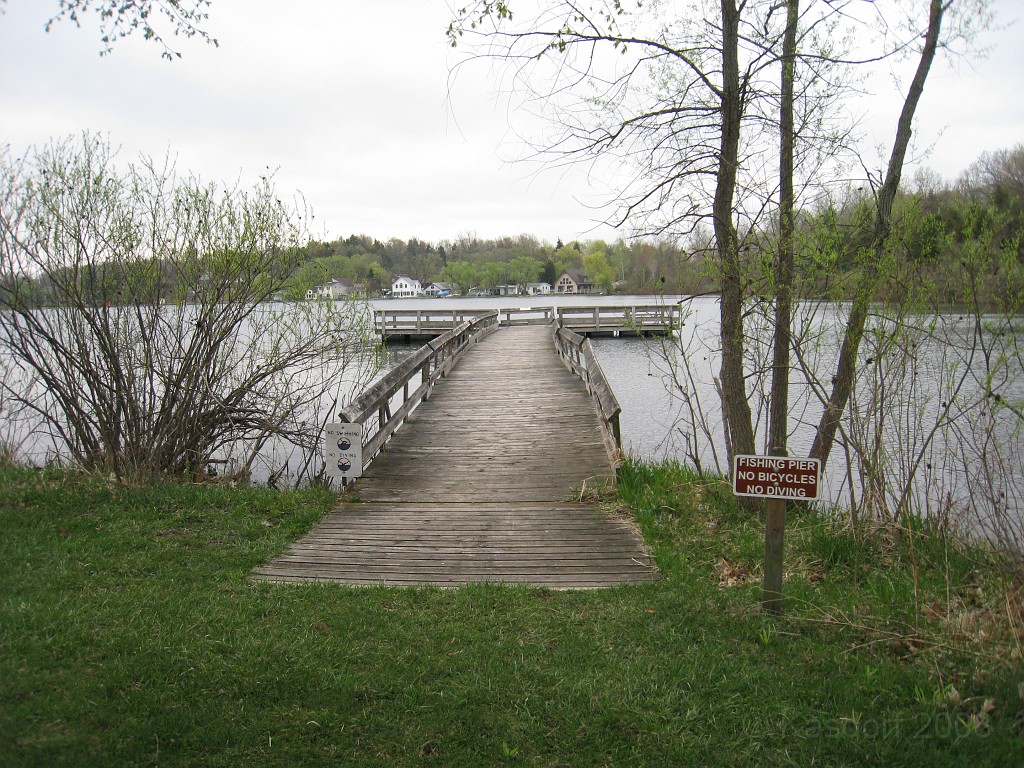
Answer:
763, 491, 786, 615
733, 451, 821, 614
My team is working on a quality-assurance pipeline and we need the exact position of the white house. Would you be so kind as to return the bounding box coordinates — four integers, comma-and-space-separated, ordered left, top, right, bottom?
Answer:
526, 282, 552, 296
495, 284, 521, 297
390, 275, 422, 298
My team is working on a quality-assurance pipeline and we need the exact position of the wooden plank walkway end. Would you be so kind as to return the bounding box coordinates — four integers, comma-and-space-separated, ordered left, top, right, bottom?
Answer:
252, 325, 659, 589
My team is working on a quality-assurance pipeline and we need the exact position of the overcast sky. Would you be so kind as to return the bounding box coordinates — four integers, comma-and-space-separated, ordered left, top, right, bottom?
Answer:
1, 0, 1021, 245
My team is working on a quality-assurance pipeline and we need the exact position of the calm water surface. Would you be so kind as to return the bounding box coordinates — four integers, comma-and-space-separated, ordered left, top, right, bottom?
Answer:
3, 294, 1019, 526
377, 294, 1023, 526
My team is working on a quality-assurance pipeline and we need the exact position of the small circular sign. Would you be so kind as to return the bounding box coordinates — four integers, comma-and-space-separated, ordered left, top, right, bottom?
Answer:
338, 436, 352, 451
338, 457, 352, 472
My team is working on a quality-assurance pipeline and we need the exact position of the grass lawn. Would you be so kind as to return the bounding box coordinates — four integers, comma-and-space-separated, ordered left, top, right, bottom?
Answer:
1, 461, 1022, 766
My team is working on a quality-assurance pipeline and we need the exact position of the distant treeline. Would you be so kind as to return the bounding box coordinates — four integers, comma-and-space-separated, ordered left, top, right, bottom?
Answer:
288, 145, 1024, 307
283, 234, 712, 299
780, 145, 1024, 309
6, 146, 1020, 308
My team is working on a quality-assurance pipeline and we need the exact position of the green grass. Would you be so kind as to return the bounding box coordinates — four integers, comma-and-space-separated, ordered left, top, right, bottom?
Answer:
2, 461, 1022, 766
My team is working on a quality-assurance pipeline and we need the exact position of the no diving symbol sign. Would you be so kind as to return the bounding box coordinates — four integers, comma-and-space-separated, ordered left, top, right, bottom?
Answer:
325, 422, 363, 480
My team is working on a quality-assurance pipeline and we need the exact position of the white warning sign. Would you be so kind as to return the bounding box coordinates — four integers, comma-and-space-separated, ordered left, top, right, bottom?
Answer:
325, 422, 363, 481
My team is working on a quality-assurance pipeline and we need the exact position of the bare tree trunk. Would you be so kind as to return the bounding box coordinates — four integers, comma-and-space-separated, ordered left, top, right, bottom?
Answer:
809, 0, 946, 468
769, 0, 799, 456
716, 0, 756, 469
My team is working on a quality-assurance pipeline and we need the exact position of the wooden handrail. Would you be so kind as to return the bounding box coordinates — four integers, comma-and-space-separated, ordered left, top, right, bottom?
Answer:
340, 311, 499, 472
376, 303, 678, 337
551, 322, 623, 455
554, 304, 677, 333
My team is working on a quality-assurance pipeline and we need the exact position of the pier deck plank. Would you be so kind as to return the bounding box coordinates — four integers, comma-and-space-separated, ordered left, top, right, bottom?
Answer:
252, 325, 658, 588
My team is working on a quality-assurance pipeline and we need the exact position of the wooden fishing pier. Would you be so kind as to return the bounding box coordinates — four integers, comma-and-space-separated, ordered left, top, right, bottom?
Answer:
252, 309, 663, 588
375, 303, 679, 341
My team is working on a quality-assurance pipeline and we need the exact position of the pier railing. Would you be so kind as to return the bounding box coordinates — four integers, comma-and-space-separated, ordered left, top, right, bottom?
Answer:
554, 304, 677, 336
376, 303, 678, 340
339, 311, 499, 472
552, 322, 622, 455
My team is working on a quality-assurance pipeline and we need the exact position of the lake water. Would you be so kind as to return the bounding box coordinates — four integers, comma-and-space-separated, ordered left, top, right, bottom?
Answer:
3, 294, 1020, 536
373, 294, 1024, 537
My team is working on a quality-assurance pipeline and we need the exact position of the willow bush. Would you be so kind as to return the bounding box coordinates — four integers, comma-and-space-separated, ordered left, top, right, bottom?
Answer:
0, 134, 379, 482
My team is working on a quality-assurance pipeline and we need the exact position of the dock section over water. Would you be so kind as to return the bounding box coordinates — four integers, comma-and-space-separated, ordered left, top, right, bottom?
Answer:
376, 303, 679, 341
253, 323, 657, 588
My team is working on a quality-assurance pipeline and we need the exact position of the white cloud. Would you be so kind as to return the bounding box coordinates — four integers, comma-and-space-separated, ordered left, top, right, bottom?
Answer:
1, 0, 1021, 244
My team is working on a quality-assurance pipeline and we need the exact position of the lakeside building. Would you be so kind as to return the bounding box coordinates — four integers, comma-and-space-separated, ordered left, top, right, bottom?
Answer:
554, 270, 597, 294
526, 282, 552, 296
424, 282, 453, 297
307, 278, 360, 300
390, 275, 423, 298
